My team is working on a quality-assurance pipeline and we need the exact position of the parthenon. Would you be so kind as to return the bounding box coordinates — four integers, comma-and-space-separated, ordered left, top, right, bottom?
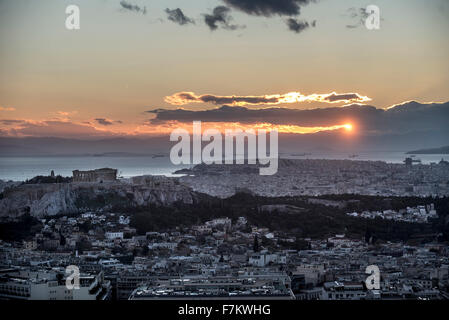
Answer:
72, 168, 117, 183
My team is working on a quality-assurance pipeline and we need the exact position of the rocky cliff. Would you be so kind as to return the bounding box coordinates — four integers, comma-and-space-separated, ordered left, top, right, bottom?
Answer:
0, 180, 196, 218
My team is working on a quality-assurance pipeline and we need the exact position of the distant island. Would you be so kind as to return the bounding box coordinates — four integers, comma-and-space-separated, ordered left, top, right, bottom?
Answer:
406, 146, 449, 154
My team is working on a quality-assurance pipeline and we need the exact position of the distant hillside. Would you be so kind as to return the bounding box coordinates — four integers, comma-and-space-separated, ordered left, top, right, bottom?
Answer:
407, 146, 449, 154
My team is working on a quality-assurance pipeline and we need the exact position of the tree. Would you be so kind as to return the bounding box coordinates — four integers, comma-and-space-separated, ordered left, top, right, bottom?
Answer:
142, 245, 149, 256
56, 273, 64, 286
253, 234, 259, 252
59, 233, 66, 246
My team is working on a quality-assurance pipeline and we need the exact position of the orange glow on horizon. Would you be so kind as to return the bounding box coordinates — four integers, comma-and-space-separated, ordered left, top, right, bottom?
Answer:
1, 118, 355, 138
135, 121, 355, 135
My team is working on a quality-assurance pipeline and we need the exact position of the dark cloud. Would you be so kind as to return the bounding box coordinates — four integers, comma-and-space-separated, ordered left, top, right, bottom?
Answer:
165, 8, 195, 25
189, 93, 277, 105
221, 1, 318, 34
166, 91, 279, 105
147, 101, 449, 135
286, 18, 314, 33
0, 120, 111, 139
324, 93, 361, 102
204, 6, 245, 31
0, 119, 24, 125
202, 95, 277, 105
95, 118, 114, 126
120, 1, 146, 15
175, 92, 196, 101
222, 0, 313, 17
147, 104, 378, 127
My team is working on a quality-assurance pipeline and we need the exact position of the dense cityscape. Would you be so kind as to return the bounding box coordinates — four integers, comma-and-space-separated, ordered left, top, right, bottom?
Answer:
178, 158, 449, 198
1, 158, 449, 300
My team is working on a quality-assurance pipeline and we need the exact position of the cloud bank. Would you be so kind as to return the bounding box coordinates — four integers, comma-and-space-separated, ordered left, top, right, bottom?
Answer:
0, 120, 112, 138
222, 0, 316, 33
2, 102, 447, 143
147, 101, 449, 136
164, 91, 371, 106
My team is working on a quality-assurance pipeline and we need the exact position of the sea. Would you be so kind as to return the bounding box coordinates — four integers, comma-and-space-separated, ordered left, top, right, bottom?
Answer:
0, 152, 447, 182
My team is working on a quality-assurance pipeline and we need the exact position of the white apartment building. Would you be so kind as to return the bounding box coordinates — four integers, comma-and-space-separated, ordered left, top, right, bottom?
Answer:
0, 269, 111, 300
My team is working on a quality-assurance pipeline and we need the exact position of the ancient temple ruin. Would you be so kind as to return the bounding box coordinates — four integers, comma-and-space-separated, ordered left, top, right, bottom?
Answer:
72, 168, 117, 183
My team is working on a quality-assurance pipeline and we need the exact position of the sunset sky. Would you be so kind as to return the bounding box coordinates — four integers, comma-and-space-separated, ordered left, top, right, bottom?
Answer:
0, 0, 448, 138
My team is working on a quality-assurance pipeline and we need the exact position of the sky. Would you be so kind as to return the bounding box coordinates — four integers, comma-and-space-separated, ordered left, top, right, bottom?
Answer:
0, 0, 448, 138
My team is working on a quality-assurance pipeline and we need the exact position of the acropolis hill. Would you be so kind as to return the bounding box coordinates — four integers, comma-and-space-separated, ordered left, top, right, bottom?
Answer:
1, 159, 448, 219
0, 174, 196, 218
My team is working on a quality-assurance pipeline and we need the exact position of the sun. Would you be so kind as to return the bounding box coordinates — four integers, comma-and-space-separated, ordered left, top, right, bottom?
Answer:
343, 123, 353, 131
